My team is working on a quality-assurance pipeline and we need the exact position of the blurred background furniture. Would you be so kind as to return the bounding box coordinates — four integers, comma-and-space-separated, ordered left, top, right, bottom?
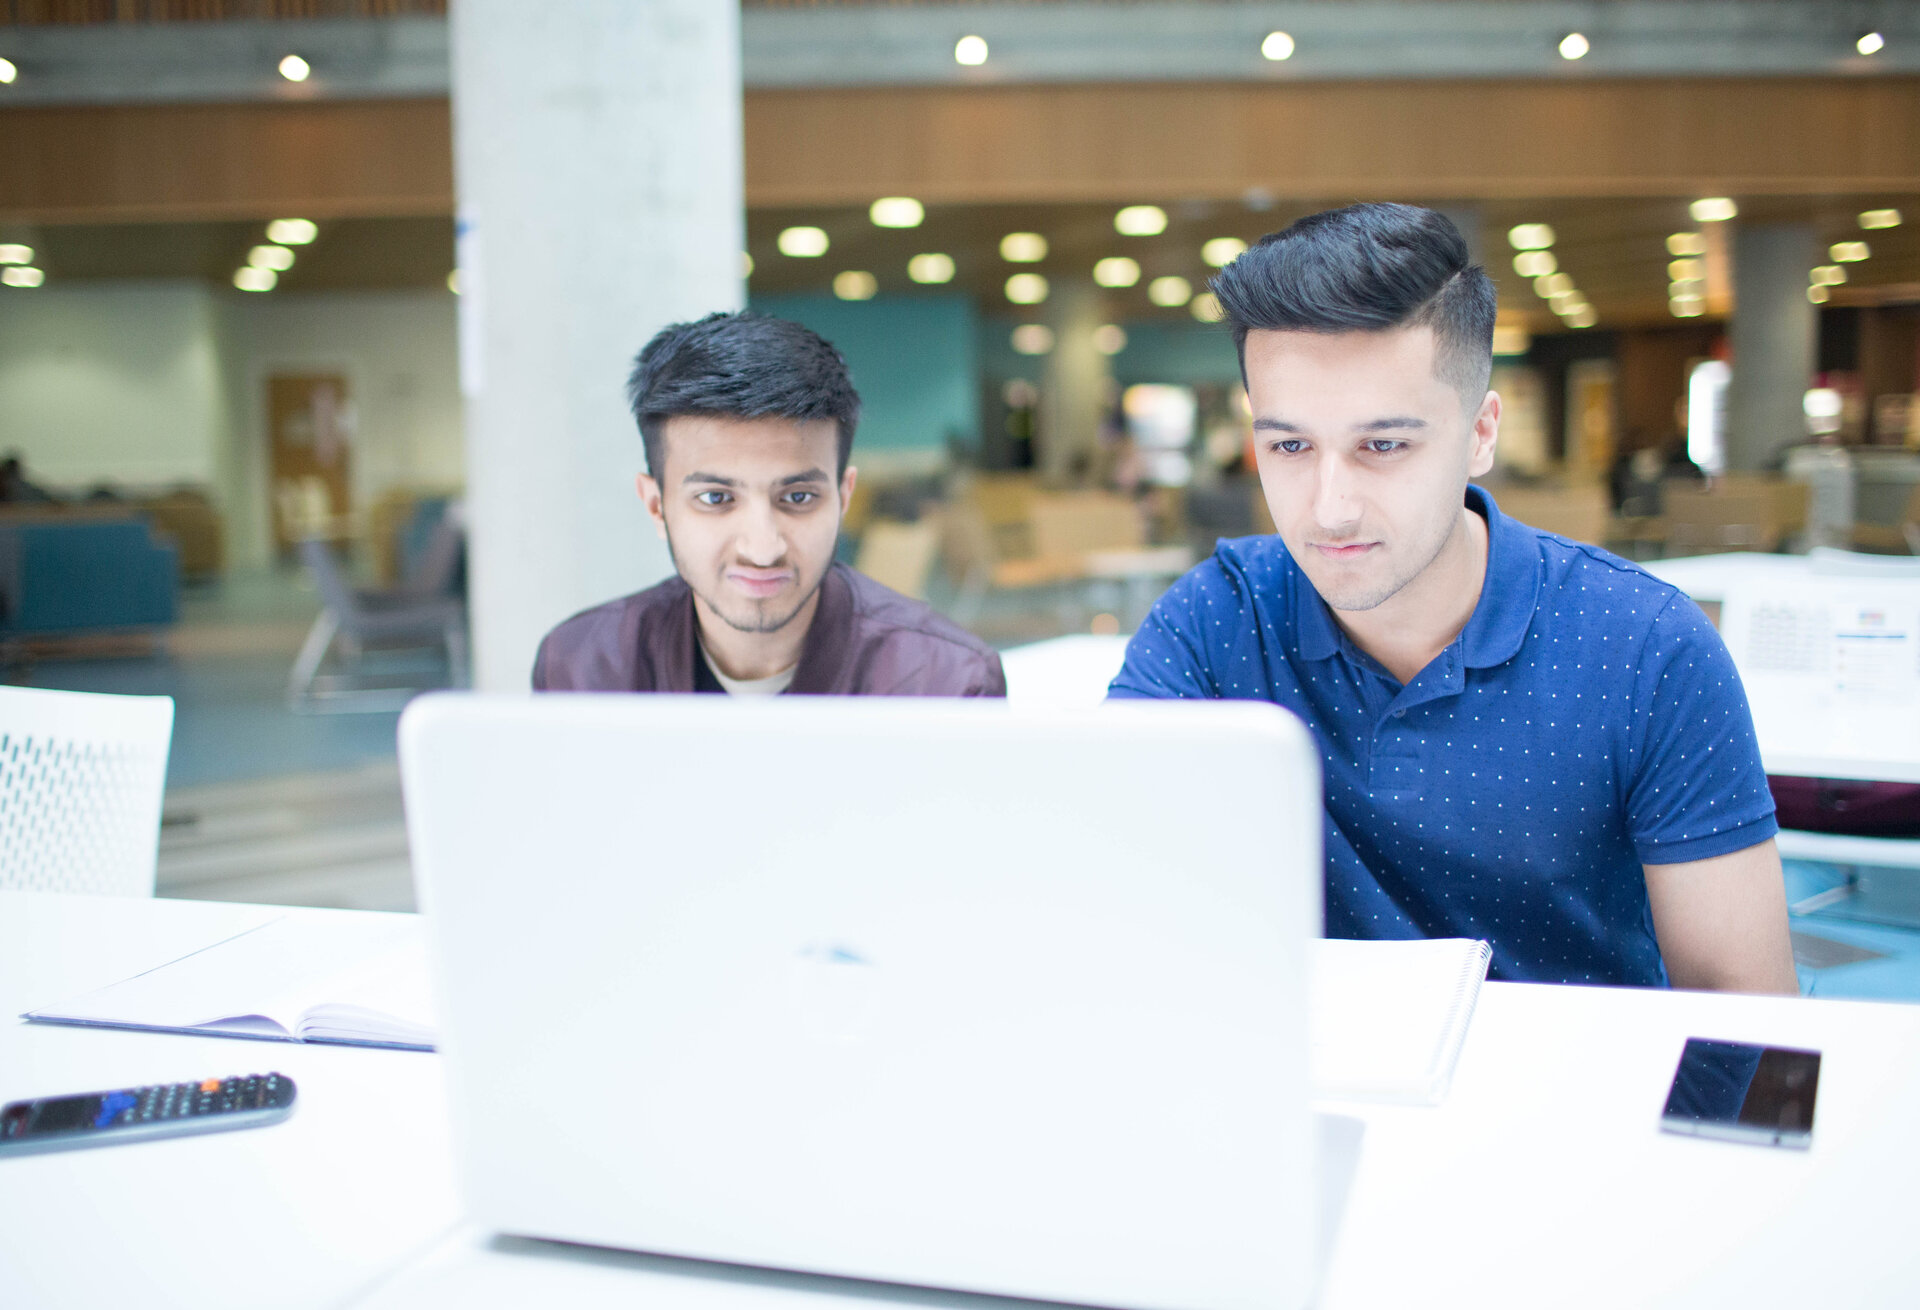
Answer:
0, 507, 179, 652
0, 685, 174, 896
1662, 475, 1810, 555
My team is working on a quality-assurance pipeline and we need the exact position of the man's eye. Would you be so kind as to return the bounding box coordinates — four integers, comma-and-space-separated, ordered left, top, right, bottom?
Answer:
1364, 439, 1407, 455
784, 490, 819, 506
1272, 439, 1308, 455
694, 490, 731, 507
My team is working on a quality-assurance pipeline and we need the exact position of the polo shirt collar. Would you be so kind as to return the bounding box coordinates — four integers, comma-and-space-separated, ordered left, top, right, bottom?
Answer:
1290, 483, 1539, 669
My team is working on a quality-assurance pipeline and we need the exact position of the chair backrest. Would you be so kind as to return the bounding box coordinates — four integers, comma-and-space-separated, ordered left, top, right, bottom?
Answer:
299, 537, 363, 621
0, 686, 174, 896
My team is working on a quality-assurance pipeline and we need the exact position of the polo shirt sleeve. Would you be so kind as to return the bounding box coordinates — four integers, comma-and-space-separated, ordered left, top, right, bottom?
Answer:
1107, 564, 1227, 699
1624, 591, 1778, 865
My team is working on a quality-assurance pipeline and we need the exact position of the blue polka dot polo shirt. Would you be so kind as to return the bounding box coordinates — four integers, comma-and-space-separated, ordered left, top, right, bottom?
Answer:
1108, 485, 1778, 987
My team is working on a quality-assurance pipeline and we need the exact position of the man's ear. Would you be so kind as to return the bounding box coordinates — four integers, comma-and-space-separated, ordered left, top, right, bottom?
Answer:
1467, 390, 1502, 479
636, 473, 669, 541
838, 464, 859, 517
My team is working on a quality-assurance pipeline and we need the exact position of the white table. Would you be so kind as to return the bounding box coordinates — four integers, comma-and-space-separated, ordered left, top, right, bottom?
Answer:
6, 893, 1920, 1309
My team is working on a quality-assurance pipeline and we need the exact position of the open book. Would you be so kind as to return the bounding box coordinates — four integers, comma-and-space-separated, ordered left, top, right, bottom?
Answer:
24, 915, 435, 1051
1310, 937, 1492, 1105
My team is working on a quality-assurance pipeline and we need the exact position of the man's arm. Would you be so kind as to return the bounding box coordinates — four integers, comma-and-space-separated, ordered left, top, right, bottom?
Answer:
1643, 839, 1797, 994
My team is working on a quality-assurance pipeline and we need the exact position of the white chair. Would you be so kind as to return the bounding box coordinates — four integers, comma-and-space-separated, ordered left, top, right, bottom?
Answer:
0, 686, 174, 896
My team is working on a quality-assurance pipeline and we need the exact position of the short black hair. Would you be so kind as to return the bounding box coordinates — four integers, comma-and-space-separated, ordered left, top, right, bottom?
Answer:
627, 311, 862, 478
1210, 203, 1497, 405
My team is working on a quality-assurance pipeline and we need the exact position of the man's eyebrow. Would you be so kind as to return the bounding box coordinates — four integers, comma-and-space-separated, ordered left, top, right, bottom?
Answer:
775, 468, 832, 487
1252, 417, 1303, 433
1358, 416, 1428, 433
681, 471, 741, 487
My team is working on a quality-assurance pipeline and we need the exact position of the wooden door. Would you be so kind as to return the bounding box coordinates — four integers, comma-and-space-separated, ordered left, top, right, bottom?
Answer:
267, 374, 353, 552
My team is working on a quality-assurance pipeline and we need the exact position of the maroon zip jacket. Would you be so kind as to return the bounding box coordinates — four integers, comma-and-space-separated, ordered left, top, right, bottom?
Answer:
532, 562, 1005, 697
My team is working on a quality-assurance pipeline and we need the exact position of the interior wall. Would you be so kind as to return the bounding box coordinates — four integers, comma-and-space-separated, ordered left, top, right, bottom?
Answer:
0, 281, 228, 492
1616, 324, 1721, 454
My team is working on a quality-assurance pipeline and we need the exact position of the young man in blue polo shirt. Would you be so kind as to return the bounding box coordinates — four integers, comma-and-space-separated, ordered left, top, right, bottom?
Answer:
1110, 203, 1796, 992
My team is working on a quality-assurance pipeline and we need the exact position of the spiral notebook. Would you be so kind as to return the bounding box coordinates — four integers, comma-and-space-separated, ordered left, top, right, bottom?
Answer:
1309, 937, 1492, 1105
23, 915, 434, 1051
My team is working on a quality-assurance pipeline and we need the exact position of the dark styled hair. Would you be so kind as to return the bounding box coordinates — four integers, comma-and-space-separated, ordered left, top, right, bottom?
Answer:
1210, 203, 1497, 405
627, 311, 862, 478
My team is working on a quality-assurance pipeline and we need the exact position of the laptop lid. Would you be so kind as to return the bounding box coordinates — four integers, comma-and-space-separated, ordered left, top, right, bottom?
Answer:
400, 695, 1322, 1310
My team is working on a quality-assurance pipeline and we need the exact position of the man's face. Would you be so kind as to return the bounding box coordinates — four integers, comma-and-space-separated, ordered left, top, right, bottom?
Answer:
638, 414, 856, 635
1245, 324, 1499, 613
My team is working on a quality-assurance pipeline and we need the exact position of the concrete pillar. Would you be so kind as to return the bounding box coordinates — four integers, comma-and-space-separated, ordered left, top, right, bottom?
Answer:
1725, 223, 1818, 473
450, 1, 744, 690
1038, 279, 1112, 482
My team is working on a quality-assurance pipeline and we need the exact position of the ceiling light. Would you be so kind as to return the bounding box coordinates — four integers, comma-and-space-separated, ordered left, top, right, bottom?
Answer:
869, 197, 924, 229
1005, 273, 1049, 305
1537, 272, 1574, 297
1513, 250, 1557, 277
1202, 237, 1248, 267
0, 244, 31, 265
1666, 258, 1704, 282
1011, 324, 1053, 355
1491, 324, 1530, 356
1000, 232, 1047, 263
1554, 294, 1588, 314
1190, 293, 1224, 323
1564, 306, 1597, 328
278, 54, 310, 82
954, 35, 988, 66
1261, 31, 1295, 62
1666, 232, 1707, 257
1671, 298, 1705, 317
249, 245, 296, 271
777, 226, 829, 258
741, 252, 754, 278
233, 267, 276, 292
1148, 275, 1193, 307
0, 57, 17, 84
1092, 324, 1128, 355
1508, 223, 1556, 251
1558, 33, 1589, 61
1, 266, 45, 288
908, 253, 955, 284
1669, 279, 1703, 296
1860, 208, 1903, 230
1858, 32, 1886, 57
265, 218, 318, 245
1831, 241, 1870, 263
447, 270, 461, 295
1690, 197, 1738, 223
1808, 285, 1831, 304
833, 271, 877, 301
1093, 257, 1141, 288
1114, 205, 1168, 237
1811, 265, 1847, 285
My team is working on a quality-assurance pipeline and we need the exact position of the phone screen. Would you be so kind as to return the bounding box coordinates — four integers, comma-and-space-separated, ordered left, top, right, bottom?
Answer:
1660, 1038, 1820, 1149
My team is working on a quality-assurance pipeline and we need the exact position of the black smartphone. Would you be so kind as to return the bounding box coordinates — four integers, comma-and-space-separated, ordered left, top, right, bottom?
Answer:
0, 1073, 296, 1157
1660, 1038, 1819, 1149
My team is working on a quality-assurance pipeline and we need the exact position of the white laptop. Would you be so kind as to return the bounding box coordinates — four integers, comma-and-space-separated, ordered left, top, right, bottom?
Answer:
399, 694, 1323, 1310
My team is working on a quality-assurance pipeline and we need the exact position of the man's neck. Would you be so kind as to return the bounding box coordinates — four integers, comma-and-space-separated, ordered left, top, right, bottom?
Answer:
1330, 506, 1490, 687
692, 589, 819, 681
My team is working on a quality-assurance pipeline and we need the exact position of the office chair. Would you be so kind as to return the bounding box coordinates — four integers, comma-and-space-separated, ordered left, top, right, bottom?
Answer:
0, 685, 174, 896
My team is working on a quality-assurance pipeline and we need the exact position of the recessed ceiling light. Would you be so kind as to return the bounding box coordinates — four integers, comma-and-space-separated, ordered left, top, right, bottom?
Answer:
0, 57, 17, 84
447, 270, 461, 295
249, 245, 296, 272
1114, 205, 1168, 237
0, 244, 32, 265
869, 197, 924, 229
1000, 232, 1047, 263
1, 266, 45, 288
954, 35, 988, 67
1261, 31, 1295, 62
1858, 32, 1886, 57
1666, 232, 1707, 257
1830, 241, 1870, 263
1092, 324, 1128, 355
1811, 265, 1847, 286
233, 267, 277, 292
1667, 258, 1704, 282
833, 271, 878, 301
1859, 209, 1902, 230
266, 218, 318, 245
1807, 285, 1831, 304
1690, 197, 1738, 223
1537, 272, 1574, 297
278, 54, 311, 82
1148, 276, 1193, 307
777, 226, 829, 258
1558, 33, 1589, 61
1564, 305, 1597, 328
1005, 273, 1050, 305
1190, 293, 1224, 323
1202, 237, 1248, 267
908, 253, 955, 284
1508, 223, 1556, 250
1513, 251, 1557, 278
1011, 324, 1053, 355
1093, 257, 1141, 288
1672, 298, 1706, 317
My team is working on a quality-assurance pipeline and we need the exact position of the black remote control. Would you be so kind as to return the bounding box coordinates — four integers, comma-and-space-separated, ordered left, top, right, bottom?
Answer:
0, 1073, 296, 1156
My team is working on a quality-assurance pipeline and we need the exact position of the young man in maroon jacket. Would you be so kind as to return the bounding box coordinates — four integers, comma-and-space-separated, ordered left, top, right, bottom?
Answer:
533, 311, 1004, 697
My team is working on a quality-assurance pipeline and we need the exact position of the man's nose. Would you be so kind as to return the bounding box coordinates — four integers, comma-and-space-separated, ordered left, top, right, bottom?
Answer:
737, 502, 787, 566
1312, 455, 1362, 532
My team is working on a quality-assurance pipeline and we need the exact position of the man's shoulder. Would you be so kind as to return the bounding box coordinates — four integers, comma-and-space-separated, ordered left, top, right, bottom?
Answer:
534, 575, 689, 690
1155, 534, 1297, 614
838, 565, 997, 658
834, 565, 1005, 694
1528, 528, 1693, 622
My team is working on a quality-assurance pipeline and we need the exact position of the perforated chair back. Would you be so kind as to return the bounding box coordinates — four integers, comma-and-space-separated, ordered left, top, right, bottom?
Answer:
0, 686, 174, 897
